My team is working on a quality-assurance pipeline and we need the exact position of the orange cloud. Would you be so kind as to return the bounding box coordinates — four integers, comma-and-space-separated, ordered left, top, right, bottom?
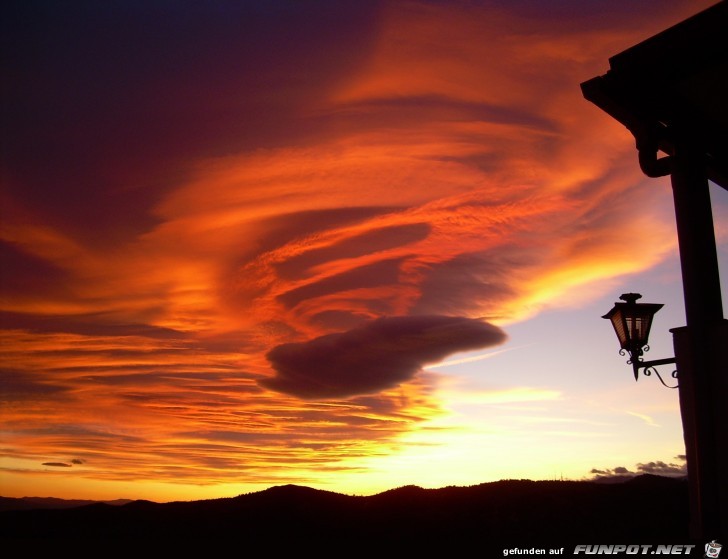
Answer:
1, 0, 712, 496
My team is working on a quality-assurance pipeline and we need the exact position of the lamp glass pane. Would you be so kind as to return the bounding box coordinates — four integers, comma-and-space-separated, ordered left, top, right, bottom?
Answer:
626, 311, 653, 346
610, 308, 628, 348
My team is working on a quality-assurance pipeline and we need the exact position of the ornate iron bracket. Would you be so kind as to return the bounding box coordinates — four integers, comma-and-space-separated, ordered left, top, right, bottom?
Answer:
621, 347, 678, 388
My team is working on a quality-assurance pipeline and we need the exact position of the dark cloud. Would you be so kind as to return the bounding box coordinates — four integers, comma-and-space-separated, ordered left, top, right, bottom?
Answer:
0, 242, 71, 300
274, 223, 431, 280
0, 369, 71, 400
252, 207, 404, 257
71, 459, 85, 465
22, 425, 146, 444
42, 462, 72, 468
636, 460, 687, 477
262, 315, 507, 399
590, 456, 687, 482
276, 258, 405, 310
588, 465, 634, 483
411, 251, 527, 317
308, 310, 372, 332
0, 311, 187, 338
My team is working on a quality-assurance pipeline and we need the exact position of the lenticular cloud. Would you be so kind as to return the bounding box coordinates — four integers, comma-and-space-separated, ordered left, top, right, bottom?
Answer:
262, 315, 507, 399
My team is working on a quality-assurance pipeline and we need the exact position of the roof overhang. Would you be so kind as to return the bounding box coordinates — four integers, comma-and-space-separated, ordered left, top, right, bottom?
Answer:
581, 1, 728, 190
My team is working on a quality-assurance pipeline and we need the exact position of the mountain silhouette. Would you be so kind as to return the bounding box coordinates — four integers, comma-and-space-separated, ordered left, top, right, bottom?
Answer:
0, 475, 692, 546
0, 496, 133, 512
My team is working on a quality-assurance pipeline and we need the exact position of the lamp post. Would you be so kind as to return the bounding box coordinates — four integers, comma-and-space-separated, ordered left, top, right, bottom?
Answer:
602, 293, 677, 387
581, 2, 728, 541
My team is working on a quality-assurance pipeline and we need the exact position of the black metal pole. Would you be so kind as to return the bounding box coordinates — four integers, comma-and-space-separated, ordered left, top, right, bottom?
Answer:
669, 138, 727, 541
670, 142, 723, 326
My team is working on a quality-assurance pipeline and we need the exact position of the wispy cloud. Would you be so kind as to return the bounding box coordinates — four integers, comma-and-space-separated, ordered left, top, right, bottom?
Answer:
438, 385, 562, 405
0, 0, 711, 493
626, 411, 660, 427
425, 345, 529, 369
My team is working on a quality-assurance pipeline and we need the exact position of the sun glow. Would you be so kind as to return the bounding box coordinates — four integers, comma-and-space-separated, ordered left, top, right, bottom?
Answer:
1, 0, 713, 502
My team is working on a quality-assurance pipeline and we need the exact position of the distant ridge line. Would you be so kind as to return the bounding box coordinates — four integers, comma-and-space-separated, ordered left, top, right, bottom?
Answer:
0, 475, 690, 543
0, 473, 684, 511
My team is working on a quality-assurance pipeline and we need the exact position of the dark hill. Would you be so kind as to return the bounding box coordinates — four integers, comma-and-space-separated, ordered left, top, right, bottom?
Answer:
0, 475, 692, 546
0, 496, 132, 512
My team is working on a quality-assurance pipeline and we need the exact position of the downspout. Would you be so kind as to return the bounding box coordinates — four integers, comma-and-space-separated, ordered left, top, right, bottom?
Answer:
630, 122, 673, 178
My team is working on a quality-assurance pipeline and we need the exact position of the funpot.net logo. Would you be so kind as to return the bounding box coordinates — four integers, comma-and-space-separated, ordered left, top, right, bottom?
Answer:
573, 544, 696, 555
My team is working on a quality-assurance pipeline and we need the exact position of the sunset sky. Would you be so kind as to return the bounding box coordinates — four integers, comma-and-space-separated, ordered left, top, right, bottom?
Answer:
2, 0, 726, 503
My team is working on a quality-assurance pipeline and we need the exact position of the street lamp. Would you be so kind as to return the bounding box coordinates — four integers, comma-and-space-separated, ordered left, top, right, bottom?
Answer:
602, 293, 677, 387
583, 3, 728, 538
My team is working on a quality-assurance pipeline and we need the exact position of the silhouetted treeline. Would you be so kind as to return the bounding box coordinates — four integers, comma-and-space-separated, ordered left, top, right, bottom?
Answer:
0, 475, 692, 545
